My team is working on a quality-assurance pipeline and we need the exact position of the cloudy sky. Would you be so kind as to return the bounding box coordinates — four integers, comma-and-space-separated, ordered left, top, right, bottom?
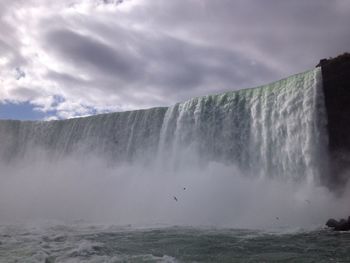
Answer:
0, 0, 350, 120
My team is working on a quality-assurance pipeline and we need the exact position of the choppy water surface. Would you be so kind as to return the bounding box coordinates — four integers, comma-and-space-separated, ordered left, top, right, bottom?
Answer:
0, 224, 349, 262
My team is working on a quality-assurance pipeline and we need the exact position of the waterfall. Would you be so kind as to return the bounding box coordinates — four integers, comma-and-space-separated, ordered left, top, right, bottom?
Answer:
0, 68, 327, 181
158, 67, 328, 181
0, 107, 167, 163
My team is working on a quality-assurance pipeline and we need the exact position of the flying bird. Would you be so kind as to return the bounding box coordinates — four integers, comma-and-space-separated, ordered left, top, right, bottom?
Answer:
173, 196, 178, 202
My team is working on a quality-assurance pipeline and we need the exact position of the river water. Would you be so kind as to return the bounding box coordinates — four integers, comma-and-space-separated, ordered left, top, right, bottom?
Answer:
0, 223, 348, 262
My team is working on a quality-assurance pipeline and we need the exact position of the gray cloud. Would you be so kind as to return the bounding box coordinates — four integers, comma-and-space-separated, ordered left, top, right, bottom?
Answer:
45, 29, 142, 80
1, 0, 350, 118
10, 87, 41, 101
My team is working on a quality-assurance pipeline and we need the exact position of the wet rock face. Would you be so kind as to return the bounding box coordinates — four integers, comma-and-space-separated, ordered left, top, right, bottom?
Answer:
326, 218, 338, 228
326, 217, 350, 231
319, 53, 350, 187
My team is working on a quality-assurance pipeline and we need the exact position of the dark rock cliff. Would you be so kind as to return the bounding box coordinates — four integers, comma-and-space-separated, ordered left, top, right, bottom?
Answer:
318, 53, 350, 188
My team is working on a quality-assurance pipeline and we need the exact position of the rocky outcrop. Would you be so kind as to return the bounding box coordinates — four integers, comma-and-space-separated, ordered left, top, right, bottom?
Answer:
318, 53, 350, 188
326, 217, 350, 231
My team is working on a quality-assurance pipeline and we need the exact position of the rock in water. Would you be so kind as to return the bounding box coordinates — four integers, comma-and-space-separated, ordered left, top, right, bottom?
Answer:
334, 219, 350, 231
326, 217, 350, 231
326, 218, 338, 228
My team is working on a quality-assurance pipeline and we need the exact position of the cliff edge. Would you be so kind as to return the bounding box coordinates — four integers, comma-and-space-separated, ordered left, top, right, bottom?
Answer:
318, 53, 350, 188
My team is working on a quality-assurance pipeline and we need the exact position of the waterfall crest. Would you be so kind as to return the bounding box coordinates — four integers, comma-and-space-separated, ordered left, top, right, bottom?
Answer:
0, 68, 327, 181
158, 67, 327, 181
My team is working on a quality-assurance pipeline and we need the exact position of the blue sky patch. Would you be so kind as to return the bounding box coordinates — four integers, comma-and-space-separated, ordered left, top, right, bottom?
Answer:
0, 101, 56, 120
